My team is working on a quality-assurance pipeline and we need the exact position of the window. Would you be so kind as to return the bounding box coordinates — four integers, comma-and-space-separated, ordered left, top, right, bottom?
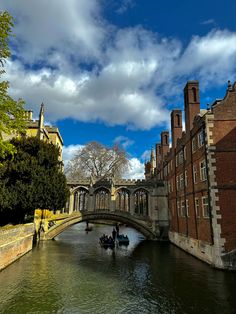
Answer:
184, 146, 187, 160
116, 189, 130, 212
202, 196, 209, 218
192, 87, 197, 102
176, 113, 181, 126
167, 162, 171, 174
192, 137, 197, 153
134, 189, 148, 216
168, 181, 171, 193
195, 198, 200, 217
165, 134, 168, 145
180, 173, 184, 190
176, 155, 178, 167
185, 170, 188, 187
193, 165, 197, 183
73, 188, 88, 211
179, 150, 184, 165
95, 188, 110, 210
186, 199, 189, 217
176, 176, 179, 191
164, 165, 167, 177
177, 201, 180, 216
200, 160, 207, 181
170, 160, 173, 171
181, 200, 186, 216
198, 129, 205, 147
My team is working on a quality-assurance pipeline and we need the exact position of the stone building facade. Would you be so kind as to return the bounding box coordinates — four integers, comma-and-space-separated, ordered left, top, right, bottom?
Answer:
3, 103, 63, 160
145, 80, 236, 270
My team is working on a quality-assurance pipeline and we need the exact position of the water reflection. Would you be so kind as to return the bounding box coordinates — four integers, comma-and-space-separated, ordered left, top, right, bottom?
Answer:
0, 223, 236, 314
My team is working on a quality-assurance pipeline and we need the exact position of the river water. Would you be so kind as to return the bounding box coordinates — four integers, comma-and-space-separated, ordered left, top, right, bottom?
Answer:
0, 223, 236, 314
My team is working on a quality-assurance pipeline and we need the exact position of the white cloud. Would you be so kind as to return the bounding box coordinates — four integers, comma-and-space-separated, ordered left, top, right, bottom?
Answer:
1, 0, 106, 64
116, 0, 135, 14
124, 158, 145, 179
201, 19, 215, 26
62, 144, 84, 166
114, 136, 134, 149
141, 150, 151, 161
1, 1, 236, 130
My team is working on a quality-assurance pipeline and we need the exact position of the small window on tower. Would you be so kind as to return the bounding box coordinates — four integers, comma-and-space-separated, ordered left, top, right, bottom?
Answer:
165, 135, 168, 145
192, 87, 197, 102
176, 114, 180, 126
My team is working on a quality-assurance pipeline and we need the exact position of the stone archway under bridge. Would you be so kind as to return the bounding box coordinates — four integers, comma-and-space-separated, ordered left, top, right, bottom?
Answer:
37, 210, 158, 240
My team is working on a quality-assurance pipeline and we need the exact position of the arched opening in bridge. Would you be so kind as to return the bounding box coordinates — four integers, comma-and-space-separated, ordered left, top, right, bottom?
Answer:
115, 188, 130, 212
95, 188, 110, 210
74, 187, 89, 211
134, 189, 148, 216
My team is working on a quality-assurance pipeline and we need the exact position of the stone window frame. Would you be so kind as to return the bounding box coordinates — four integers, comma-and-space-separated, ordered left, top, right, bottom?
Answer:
186, 199, 189, 217
202, 196, 210, 218
176, 176, 179, 191
185, 170, 188, 187
179, 173, 184, 190
192, 136, 197, 153
184, 146, 187, 160
193, 164, 197, 183
195, 198, 200, 218
200, 159, 207, 181
177, 200, 180, 216
198, 129, 205, 147
181, 200, 186, 217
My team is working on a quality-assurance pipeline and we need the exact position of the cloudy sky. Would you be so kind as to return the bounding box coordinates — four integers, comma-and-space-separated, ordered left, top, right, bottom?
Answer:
1, 0, 236, 178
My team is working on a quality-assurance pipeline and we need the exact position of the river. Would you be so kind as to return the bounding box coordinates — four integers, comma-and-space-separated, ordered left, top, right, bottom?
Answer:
0, 223, 236, 314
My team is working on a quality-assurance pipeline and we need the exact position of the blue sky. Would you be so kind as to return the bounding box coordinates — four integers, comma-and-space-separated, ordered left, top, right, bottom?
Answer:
1, 0, 236, 178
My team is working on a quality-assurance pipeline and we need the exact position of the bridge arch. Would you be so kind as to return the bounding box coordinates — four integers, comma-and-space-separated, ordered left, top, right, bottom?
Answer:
72, 186, 89, 193
43, 211, 157, 240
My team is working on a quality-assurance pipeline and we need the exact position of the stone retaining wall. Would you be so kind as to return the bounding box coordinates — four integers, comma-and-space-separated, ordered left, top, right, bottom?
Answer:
0, 223, 34, 271
169, 230, 236, 270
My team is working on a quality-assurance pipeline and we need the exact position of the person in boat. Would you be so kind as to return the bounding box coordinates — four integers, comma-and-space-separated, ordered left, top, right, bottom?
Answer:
108, 236, 114, 245
112, 228, 117, 240
115, 223, 119, 236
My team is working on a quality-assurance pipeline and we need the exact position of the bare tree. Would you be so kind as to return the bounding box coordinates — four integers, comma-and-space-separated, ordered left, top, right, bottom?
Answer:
65, 141, 129, 180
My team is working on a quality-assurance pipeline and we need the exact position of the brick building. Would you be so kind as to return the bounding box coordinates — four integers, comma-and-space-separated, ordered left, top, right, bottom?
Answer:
145, 80, 236, 270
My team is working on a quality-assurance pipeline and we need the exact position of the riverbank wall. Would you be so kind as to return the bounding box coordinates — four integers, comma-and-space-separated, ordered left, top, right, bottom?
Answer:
169, 231, 236, 270
0, 223, 34, 271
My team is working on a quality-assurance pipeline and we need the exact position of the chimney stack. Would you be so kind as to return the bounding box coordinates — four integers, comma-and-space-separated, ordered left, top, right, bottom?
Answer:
184, 81, 200, 134
161, 131, 169, 159
155, 143, 162, 171
171, 109, 182, 149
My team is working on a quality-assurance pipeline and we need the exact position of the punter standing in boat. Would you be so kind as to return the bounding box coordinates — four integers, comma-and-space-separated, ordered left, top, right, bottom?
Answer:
112, 228, 117, 240
115, 223, 119, 236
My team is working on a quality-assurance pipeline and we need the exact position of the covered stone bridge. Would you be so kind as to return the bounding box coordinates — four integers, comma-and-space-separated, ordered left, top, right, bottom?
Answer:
35, 178, 169, 241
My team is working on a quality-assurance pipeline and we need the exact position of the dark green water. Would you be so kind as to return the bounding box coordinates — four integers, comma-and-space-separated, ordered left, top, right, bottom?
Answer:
0, 223, 236, 314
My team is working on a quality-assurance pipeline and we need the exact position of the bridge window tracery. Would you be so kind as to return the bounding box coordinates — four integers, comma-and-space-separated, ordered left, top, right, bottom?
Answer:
134, 189, 148, 216
74, 188, 88, 211
115, 189, 130, 212
95, 188, 110, 210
